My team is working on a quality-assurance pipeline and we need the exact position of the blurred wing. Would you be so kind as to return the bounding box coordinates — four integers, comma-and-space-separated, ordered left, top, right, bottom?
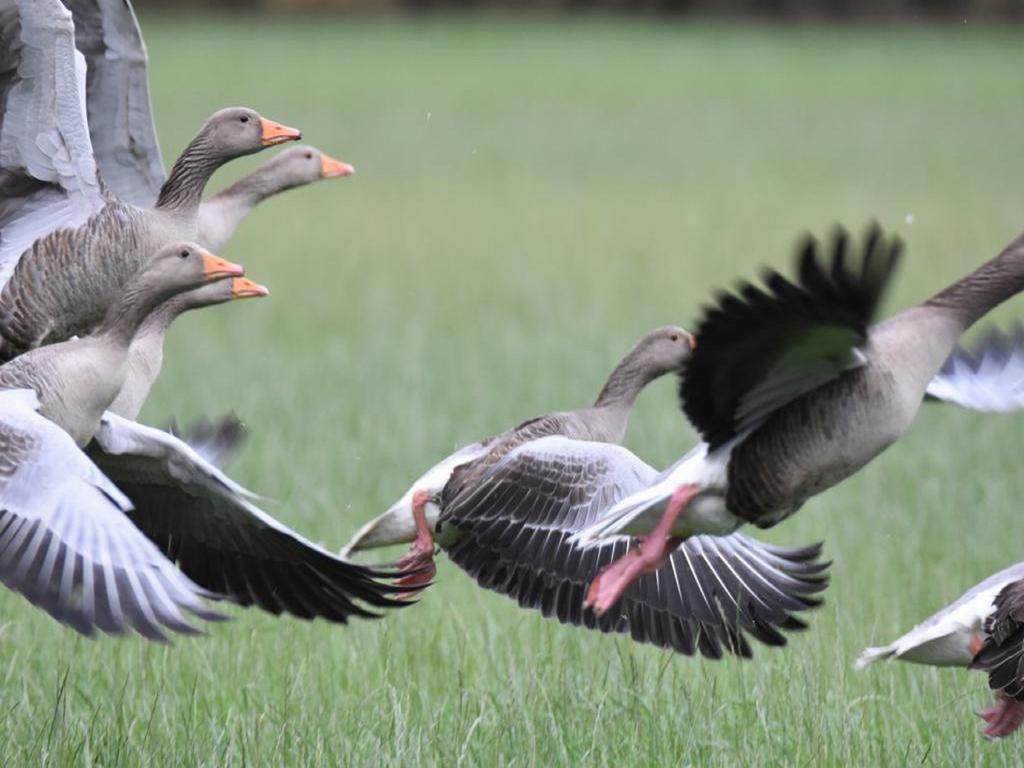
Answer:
166, 412, 248, 468
972, 579, 1024, 700
88, 411, 412, 623
682, 224, 902, 449
926, 325, 1024, 412
441, 435, 828, 659
61, 0, 165, 206
0, 0, 106, 284
0, 388, 219, 640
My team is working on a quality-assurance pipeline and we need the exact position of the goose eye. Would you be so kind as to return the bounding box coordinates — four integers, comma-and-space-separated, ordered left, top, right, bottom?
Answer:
305, 153, 313, 159
239, 115, 249, 123
179, 249, 189, 259
670, 334, 679, 342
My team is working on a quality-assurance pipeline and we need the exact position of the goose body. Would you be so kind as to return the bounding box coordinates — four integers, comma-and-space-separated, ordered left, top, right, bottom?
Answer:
577, 226, 1024, 615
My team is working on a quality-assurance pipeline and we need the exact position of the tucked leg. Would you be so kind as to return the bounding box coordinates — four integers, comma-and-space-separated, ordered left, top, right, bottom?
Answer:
395, 489, 436, 599
977, 692, 1024, 739
583, 483, 701, 616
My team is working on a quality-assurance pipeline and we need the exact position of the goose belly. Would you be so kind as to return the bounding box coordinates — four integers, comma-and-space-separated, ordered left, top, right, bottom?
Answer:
726, 365, 917, 527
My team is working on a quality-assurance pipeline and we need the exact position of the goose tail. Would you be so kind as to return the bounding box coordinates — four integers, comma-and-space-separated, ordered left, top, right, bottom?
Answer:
854, 644, 897, 670
341, 501, 419, 558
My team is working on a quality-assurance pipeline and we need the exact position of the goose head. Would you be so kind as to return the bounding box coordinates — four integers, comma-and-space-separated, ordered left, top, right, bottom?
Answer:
634, 325, 697, 377
201, 107, 302, 160
259, 145, 355, 194
138, 242, 245, 305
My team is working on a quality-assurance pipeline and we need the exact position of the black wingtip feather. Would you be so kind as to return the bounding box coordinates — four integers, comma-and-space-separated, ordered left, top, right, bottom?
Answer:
680, 223, 902, 448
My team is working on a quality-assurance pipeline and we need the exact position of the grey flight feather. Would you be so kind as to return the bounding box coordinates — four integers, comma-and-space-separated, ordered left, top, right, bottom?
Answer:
0, 0, 106, 285
440, 435, 829, 659
0, 388, 222, 640
87, 412, 415, 622
926, 324, 1024, 412
61, 0, 166, 207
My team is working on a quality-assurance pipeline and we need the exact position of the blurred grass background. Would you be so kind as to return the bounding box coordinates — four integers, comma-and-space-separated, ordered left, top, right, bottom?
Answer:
2, 13, 1024, 766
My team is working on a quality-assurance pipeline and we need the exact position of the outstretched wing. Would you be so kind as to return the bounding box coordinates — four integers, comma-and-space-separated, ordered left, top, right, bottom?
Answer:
0, 0, 106, 284
440, 435, 828, 659
61, 0, 165, 206
972, 579, 1024, 700
926, 325, 1024, 412
87, 412, 413, 623
682, 224, 902, 449
0, 389, 221, 640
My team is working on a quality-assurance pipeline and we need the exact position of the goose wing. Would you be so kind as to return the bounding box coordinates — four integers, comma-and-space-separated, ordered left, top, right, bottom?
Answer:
682, 224, 902, 449
61, 0, 165, 206
0, 389, 220, 639
439, 435, 828, 659
165, 412, 248, 468
926, 325, 1024, 412
0, 0, 106, 284
972, 578, 1024, 700
86, 411, 412, 623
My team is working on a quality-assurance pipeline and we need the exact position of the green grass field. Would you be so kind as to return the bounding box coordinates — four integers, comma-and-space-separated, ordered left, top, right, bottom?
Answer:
2, 13, 1024, 766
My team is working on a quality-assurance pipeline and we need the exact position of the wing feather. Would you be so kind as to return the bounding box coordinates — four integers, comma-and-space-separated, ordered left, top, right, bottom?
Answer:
439, 435, 828, 659
0, 388, 219, 639
88, 412, 413, 623
681, 224, 902, 449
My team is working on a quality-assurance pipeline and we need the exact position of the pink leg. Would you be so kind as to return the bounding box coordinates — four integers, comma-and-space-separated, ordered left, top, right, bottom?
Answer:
969, 633, 985, 656
583, 483, 701, 617
395, 489, 436, 600
977, 692, 1024, 739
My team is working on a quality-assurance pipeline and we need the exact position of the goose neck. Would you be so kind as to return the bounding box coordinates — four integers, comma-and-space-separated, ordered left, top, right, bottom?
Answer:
156, 132, 224, 213
924, 233, 1024, 331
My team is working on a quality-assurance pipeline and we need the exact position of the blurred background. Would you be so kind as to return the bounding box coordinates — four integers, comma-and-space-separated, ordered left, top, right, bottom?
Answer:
4, 1, 1024, 765
136, 0, 1024, 17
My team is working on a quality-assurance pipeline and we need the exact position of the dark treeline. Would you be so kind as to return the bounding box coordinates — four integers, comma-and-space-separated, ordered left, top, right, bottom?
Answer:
137, 0, 1024, 19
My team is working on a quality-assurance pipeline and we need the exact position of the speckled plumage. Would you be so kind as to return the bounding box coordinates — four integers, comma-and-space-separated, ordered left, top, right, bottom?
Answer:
0, 2, 284, 358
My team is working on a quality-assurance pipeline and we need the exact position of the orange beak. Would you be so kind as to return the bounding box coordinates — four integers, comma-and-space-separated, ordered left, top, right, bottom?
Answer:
320, 153, 355, 178
231, 277, 269, 299
201, 251, 245, 280
688, 332, 697, 350
260, 117, 302, 147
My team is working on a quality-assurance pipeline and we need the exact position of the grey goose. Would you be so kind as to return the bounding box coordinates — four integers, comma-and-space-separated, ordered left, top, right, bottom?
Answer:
575, 224, 1024, 616
344, 327, 830, 659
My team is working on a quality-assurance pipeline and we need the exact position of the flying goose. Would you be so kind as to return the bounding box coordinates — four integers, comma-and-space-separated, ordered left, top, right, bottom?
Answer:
344, 327, 829, 658
59, 0, 354, 250
0, 0, 299, 357
856, 565, 1024, 739
0, 243, 407, 638
575, 224, 1024, 615
344, 326, 696, 574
